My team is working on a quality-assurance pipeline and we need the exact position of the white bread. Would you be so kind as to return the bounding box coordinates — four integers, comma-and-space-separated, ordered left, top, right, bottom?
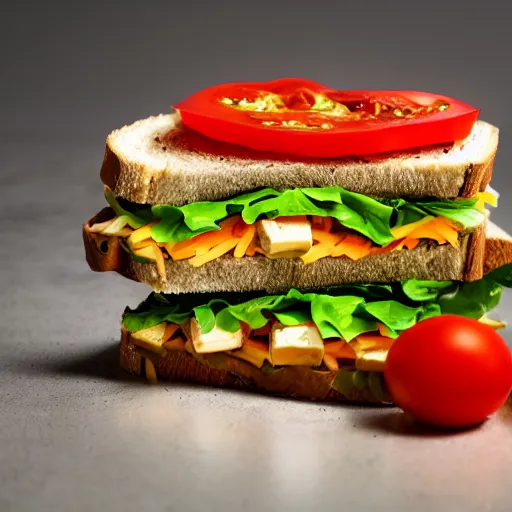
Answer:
83, 209, 506, 294
100, 113, 499, 206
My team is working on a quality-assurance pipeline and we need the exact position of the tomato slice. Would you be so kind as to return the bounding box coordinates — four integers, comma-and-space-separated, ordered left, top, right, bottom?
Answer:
174, 78, 480, 158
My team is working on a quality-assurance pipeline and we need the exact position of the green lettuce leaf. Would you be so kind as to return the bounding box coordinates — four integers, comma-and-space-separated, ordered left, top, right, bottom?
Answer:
401, 280, 454, 301
485, 263, 512, 287
107, 186, 484, 247
105, 189, 153, 229
122, 267, 510, 342
438, 279, 503, 319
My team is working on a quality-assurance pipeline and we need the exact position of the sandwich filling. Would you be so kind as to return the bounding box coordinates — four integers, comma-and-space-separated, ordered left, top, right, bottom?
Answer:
87, 186, 496, 278
122, 265, 511, 385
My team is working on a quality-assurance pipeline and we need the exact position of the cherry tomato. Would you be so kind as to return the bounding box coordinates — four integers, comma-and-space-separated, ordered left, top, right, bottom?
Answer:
384, 315, 512, 428
175, 78, 479, 158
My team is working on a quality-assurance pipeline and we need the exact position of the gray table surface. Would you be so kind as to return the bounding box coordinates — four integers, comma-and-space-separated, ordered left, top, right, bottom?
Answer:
1, 140, 511, 512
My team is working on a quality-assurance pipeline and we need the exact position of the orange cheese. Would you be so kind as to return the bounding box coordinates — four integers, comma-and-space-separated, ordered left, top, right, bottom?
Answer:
323, 354, 339, 371
301, 243, 335, 264
391, 216, 434, 240
426, 217, 459, 247
188, 238, 240, 267
331, 235, 372, 259
163, 323, 181, 342
128, 222, 158, 246
311, 229, 343, 245
234, 224, 257, 258
324, 340, 357, 360
162, 336, 187, 351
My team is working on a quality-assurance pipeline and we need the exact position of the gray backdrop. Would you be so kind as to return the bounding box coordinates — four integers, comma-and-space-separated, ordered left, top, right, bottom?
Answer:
1, 2, 511, 512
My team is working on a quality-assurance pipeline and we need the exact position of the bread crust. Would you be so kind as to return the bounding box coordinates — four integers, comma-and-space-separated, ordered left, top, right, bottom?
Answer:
483, 223, 512, 275
119, 327, 389, 404
83, 212, 505, 293
100, 114, 499, 206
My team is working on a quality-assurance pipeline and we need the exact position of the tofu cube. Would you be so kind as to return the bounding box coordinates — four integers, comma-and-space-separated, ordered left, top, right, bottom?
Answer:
257, 216, 312, 257
190, 318, 243, 354
355, 350, 388, 372
270, 324, 324, 366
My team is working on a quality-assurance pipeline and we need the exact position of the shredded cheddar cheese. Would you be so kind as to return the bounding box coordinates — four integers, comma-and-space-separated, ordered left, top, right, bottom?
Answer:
188, 238, 240, 267
234, 224, 256, 258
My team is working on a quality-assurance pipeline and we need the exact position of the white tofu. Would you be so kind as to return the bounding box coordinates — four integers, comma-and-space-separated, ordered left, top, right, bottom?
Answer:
190, 318, 243, 354
270, 324, 324, 366
355, 350, 388, 372
257, 216, 312, 257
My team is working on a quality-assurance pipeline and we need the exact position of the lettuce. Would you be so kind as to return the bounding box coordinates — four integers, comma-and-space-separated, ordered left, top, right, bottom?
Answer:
105, 186, 485, 247
122, 267, 512, 341
104, 188, 152, 229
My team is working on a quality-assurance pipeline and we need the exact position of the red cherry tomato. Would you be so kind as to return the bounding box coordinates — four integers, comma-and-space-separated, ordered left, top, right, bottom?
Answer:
384, 315, 512, 428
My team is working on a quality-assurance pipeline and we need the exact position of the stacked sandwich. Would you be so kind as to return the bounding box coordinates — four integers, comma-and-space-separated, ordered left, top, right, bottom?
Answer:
83, 79, 512, 403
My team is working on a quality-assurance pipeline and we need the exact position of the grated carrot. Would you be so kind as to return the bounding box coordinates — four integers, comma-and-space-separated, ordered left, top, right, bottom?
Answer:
406, 222, 447, 244
377, 323, 394, 337
163, 323, 181, 342
403, 238, 420, 250
322, 216, 333, 233
324, 340, 356, 358
391, 216, 434, 240
234, 224, 256, 258
391, 239, 407, 252
301, 243, 335, 264
169, 245, 197, 261
370, 239, 402, 255
428, 217, 459, 247
311, 215, 324, 227
233, 218, 250, 237
170, 227, 237, 261
331, 235, 372, 259
219, 215, 242, 232
164, 242, 176, 255
311, 229, 343, 245
188, 238, 240, 267
162, 336, 186, 351
245, 239, 258, 257
323, 354, 339, 371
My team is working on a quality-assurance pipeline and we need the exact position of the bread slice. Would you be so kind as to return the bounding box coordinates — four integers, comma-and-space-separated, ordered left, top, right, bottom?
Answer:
100, 113, 498, 206
83, 209, 509, 294
119, 326, 390, 404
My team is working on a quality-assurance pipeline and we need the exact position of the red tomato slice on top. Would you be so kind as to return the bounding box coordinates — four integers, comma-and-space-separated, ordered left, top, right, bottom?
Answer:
174, 78, 479, 158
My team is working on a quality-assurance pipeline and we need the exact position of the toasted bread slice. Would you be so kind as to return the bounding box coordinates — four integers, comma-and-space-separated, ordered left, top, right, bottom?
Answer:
100, 113, 498, 206
83, 210, 511, 294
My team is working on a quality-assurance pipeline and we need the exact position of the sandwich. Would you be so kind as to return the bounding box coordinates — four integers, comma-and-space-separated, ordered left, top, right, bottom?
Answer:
83, 78, 512, 403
